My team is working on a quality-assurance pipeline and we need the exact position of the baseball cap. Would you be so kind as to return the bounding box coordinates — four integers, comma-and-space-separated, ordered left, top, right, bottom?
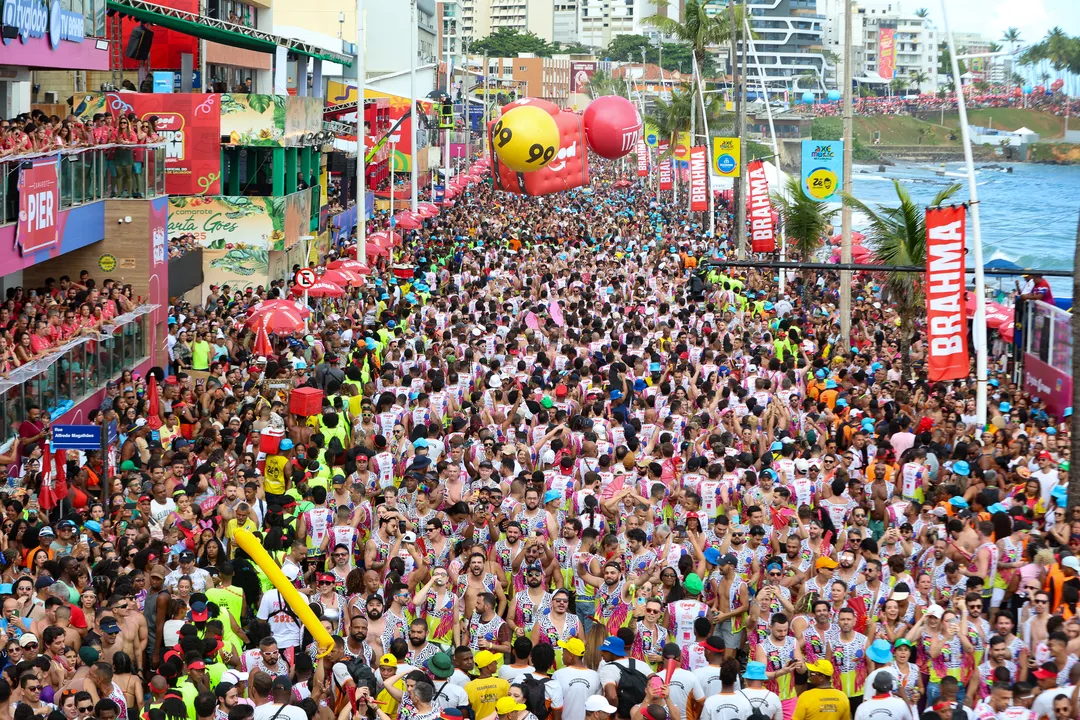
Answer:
683, 573, 704, 596
270, 676, 291, 693
474, 650, 499, 668
1063, 556, 1080, 572
584, 697, 617, 715
557, 638, 586, 657
872, 671, 895, 693
815, 556, 839, 570
924, 604, 945, 619
187, 660, 207, 671
179, 550, 196, 563
18, 634, 38, 648
100, 619, 121, 635
378, 654, 398, 668
190, 601, 209, 622
703, 548, 721, 565
1033, 662, 1059, 680
496, 698, 526, 715
599, 636, 626, 657
805, 659, 834, 676
221, 670, 248, 684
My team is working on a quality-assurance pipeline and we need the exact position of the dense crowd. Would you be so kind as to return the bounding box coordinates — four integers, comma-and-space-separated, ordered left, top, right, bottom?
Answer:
0, 155, 1073, 720
0, 273, 138, 374
807, 93, 1080, 118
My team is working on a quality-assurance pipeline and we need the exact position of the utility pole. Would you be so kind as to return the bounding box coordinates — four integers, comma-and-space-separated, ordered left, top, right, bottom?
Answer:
356, 0, 366, 264
483, 52, 489, 134
443, 5, 452, 195
840, 0, 853, 344
409, 0, 419, 212
463, 37, 470, 162
731, 0, 747, 259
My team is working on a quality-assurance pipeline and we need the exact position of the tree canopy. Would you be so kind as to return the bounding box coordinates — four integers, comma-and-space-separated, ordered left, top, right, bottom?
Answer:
603, 34, 718, 77
469, 28, 555, 58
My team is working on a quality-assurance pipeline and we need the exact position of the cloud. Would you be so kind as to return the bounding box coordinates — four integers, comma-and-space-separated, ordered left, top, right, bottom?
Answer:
923, 0, 1079, 42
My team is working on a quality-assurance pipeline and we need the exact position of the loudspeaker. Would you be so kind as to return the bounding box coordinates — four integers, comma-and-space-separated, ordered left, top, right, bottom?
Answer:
125, 25, 154, 60
328, 152, 347, 173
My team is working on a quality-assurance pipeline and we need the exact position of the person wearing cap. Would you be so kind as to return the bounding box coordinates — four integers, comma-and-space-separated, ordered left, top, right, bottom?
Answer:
792, 659, 848, 720
164, 549, 213, 594
853, 672, 908, 720
552, 638, 599, 720
465, 650, 510, 720
584, 696, 618, 720
712, 553, 749, 656
668, 573, 710, 653
508, 561, 553, 639
428, 652, 470, 713
657, 642, 706, 720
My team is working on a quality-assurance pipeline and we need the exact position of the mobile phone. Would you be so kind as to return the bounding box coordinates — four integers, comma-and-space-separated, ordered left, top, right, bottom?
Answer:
398, 520, 407, 533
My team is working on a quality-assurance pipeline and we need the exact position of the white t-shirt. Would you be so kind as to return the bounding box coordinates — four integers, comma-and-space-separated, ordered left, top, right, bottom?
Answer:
253, 703, 307, 720
552, 666, 602, 720
863, 669, 897, 700
433, 680, 469, 712
598, 658, 642, 690
692, 665, 741, 697
854, 696, 911, 720
700, 692, 752, 720
738, 688, 784, 720
498, 664, 535, 683
666, 667, 705, 718
256, 589, 302, 648
1033, 687, 1075, 720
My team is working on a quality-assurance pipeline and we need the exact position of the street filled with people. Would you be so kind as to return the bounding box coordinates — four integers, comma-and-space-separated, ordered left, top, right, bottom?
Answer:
0, 157, 1074, 720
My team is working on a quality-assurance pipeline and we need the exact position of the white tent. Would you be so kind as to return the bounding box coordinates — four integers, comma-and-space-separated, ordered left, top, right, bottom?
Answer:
710, 159, 791, 199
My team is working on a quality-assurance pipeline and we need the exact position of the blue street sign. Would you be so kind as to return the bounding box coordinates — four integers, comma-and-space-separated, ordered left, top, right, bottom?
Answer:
107, 420, 119, 446
433, 184, 444, 202
52, 425, 101, 451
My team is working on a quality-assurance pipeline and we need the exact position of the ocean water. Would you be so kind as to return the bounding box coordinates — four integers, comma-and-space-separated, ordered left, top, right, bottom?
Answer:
840, 160, 1080, 299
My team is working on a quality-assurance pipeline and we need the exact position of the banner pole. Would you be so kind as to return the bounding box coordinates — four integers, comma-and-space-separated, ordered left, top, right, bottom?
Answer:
942, 0, 989, 428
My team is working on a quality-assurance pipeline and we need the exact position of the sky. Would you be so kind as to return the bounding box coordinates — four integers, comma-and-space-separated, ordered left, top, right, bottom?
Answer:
917, 0, 1080, 45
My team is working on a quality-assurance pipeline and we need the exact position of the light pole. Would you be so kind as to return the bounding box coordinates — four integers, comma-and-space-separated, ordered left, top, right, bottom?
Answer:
840, 0, 853, 343
942, 0, 989, 427
355, 0, 366, 265
409, 0, 419, 213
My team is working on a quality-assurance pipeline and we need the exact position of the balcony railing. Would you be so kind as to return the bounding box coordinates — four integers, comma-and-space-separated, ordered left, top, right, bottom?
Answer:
1, 145, 166, 225
0, 306, 155, 441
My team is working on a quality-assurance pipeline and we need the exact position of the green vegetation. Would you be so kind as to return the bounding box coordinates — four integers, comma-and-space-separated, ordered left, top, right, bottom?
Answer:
811, 118, 879, 160
603, 33, 718, 77
1028, 143, 1080, 163
469, 28, 556, 57
937, 109, 1065, 139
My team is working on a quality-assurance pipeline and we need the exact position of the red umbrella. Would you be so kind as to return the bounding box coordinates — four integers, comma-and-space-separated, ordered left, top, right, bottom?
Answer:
393, 211, 423, 230
369, 231, 402, 248
328, 258, 374, 273
252, 314, 274, 355
416, 202, 440, 217
829, 231, 866, 246
367, 243, 390, 257
322, 269, 365, 288
247, 299, 310, 319
293, 281, 345, 298
247, 304, 306, 334
146, 375, 163, 430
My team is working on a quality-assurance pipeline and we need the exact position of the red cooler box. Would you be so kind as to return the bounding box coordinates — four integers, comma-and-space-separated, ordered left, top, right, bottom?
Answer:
290, 387, 325, 416
259, 426, 284, 454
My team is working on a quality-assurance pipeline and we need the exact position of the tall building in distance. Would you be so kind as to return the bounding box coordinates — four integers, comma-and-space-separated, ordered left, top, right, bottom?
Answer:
459, 0, 556, 41
713, 0, 834, 95
820, 0, 939, 93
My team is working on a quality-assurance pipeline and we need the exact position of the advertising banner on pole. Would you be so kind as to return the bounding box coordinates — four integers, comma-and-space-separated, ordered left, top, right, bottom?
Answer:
711, 137, 740, 177
16, 160, 59, 255
801, 140, 843, 200
747, 160, 775, 252
658, 142, 672, 190
925, 205, 969, 381
636, 140, 649, 177
689, 146, 708, 211
879, 27, 897, 80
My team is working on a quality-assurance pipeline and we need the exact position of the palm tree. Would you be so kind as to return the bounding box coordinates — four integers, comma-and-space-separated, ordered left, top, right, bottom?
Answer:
1001, 27, 1022, 48
909, 70, 930, 94
585, 70, 629, 100
914, 7, 929, 17
771, 176, 838, 261
844, 180, 961, 378
644, 88, 694, 198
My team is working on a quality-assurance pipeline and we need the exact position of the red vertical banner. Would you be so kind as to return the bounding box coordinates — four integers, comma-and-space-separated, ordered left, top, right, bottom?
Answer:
16, 161, 59, 255
879, 28, 897, 80
658, 142, 672, 190
636, 140, 648, 177
925, 205, 970, 381
747, 160, 775, 252
689, 146, 708, 211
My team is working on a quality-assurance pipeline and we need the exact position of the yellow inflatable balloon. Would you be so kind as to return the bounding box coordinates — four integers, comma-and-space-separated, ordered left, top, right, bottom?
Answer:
491, 105, 560, 173
232, 528, 334, 657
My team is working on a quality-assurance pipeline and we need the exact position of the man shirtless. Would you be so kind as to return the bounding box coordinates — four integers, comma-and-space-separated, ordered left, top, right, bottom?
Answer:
97, 617, 124, 666
108, 595, 147, 673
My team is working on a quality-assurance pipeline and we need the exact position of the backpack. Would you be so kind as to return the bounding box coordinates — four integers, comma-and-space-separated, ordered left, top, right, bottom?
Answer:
345, 654, 378, 695
519, 675, 552, 720
740, 691, 770, 720
614, 659, 648, 719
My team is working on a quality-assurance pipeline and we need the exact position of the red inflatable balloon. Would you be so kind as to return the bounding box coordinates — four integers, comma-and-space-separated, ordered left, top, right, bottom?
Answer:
582, 95, 643, 160
1052, 79, 1065, 91
490, 111, 590, 196
501, 97, 560, 117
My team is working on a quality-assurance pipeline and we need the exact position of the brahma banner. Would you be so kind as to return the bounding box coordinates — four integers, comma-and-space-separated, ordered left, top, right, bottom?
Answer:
925, 205, 969, 382
747, 160, 775, 252
658, 142, 672, 190
879, 28, 897, 80
689, 146, 708, 211
636, 140, 648, 177
16, 160, 59, 255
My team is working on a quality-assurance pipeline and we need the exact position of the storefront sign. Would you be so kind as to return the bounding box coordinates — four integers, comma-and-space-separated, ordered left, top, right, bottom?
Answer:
2, 0, 84, 48
689, 146, 708, 211
747, 160, 775, 253
924, 205, 969, 382
16, 159, 58, 254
